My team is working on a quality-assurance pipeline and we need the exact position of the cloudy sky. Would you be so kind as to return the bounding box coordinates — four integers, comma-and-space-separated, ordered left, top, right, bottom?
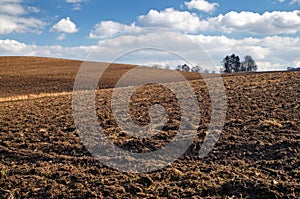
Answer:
0, 0, 299, 71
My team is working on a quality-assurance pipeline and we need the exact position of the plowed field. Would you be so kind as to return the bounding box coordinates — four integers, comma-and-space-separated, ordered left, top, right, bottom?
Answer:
0, 57, 299, 198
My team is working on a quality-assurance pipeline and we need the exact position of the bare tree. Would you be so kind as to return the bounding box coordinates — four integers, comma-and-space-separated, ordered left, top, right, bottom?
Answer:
176, 64, 190, 72
242, 55, 257, 72
204, 68, 209, 73
191, 65, 203, 72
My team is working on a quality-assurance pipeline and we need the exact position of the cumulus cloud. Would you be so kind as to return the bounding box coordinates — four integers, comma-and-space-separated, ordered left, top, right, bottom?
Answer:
89, 21, 140, 39
138, 8, 208, 33
0, 39, 95, 59
187, 34, 270, 67
138, 8, 300, 35
51, 17, 78, 33
94, 33, 300, 71
0, 15, 46, 34
0, 0, 45, 34
208, 10, 300, 35
50, 17, 78, 40
0, 3, 25, 15
89, 29, 298, 71
89, 9, 300, 42
188, 34, 300, 70
1, 33, 299, 71
56, 31, 300, 71
0, 39, 26, 52
185, 0, 219, 13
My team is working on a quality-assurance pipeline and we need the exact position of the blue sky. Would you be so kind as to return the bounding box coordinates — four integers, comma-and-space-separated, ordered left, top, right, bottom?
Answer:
0, 0, 299, 71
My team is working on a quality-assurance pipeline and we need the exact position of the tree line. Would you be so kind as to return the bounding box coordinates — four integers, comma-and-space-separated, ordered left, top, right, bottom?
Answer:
153, 64, 215, 73
152, 54, 258, 73
175, 64, 214, 73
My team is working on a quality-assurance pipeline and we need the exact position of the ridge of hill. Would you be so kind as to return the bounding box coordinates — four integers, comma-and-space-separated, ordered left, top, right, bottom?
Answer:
0, 56, 205, 97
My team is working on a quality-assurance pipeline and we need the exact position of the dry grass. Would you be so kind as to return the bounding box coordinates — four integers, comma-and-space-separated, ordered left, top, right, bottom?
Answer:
259, 119, 283, 129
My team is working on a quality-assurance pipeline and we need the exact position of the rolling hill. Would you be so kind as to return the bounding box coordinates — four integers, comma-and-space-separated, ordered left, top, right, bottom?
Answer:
0, 56, 299, 198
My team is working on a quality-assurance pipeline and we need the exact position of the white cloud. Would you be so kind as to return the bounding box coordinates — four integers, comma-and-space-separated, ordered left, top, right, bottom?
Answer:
0, 15, 46, 34
138, 9, 300, 35
0, 0, 23, 3
188, 34, 300, 70
89, 29, 300, 71
0, 39, 95, 59
27, 6, 40, 13
85, 29, 218, 68
0, 3, 25, 15
188, 34, 270, 66
0, 2, 39, 15
72, 4, 81, 10
185, 0, 219, 13
1, 32, 299, 71
256, 61, 283, 71
84, 8, 300, 61
138, 8, 208, 33
0, 39, 26, 52
65, 0, 87, 10
290, 0, 300, 4
50, 17, 78, 40
208, 10, 300, 34
293, 60, 300, 66
51, 17, 78, 33
0, 0, 45, 34
89, 21, 140, 39
57, 33, 66, 40
278, 0, 300, 4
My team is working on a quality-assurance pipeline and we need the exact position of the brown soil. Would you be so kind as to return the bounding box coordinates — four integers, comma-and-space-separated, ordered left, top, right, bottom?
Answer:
0, 56, 299, 198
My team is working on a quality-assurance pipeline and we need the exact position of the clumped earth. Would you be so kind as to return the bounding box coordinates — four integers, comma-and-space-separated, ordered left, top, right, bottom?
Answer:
0, 57, 299, 198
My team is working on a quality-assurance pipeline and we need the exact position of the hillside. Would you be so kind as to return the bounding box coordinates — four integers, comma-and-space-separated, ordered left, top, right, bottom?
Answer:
0, 56, 299, 198
0, 56, 204, 98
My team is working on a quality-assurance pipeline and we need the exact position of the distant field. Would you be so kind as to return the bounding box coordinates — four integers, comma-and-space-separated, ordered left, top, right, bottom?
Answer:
0, 56, 299, 198
0, 56, 205, 98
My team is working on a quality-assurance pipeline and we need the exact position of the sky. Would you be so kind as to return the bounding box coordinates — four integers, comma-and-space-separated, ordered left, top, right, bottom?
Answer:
0, 0, 299, 71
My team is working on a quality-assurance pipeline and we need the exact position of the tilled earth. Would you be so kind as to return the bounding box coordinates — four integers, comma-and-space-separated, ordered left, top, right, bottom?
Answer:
0, 57, 299, 198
